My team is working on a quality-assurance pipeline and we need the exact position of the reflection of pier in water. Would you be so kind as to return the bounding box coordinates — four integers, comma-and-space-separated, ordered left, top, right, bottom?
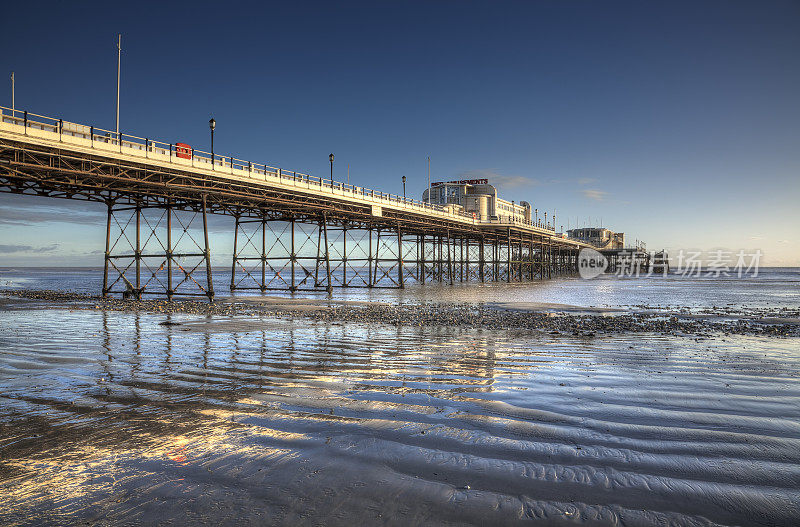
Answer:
94, 314, 503, 408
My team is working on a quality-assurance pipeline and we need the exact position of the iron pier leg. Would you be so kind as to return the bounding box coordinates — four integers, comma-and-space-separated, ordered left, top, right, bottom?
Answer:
290, 216, 296, 291
464, 238, 469, 282
322, 214, 332, 293
373, 229, 381, 287
539, 239, 544, 280
102, 202, 112, 297
490, 239, 495, 281
479, 237, 485, 282
506, 228, 512, 283
202, 195, 215, 300
261, 217, 267, 292
495, 238, 500, 281
342, 223, 348, 286
368, 228, 373, 287
447, 230, 454, 285
437, 235, 442, 282
529, 235, 534, 280
397, 223, 404, 288
416, 235, 420, 282
460, 237, 464, 282
420, 235, 426, 284
315, 219, 322, 287
230, 215, 239, 292
167, 203, 173, 300
135, 205, 141, 299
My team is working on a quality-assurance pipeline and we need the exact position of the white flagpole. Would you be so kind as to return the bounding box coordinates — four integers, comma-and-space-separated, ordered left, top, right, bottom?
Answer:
116, 34, 121, 136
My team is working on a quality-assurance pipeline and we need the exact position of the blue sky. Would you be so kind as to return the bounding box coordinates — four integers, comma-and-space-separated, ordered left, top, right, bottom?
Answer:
1, 0, 798, 266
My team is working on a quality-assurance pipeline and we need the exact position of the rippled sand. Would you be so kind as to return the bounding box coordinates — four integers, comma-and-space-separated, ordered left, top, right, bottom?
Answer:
1, 308, 799, 526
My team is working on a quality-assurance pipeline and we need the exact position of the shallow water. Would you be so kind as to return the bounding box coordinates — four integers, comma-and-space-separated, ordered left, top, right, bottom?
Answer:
1, 307, 799, 526
2, 267, 799, 311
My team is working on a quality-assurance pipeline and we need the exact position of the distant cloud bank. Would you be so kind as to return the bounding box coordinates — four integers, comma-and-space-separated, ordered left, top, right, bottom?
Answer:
0, 244, 59, 254
455, 169, 540, 189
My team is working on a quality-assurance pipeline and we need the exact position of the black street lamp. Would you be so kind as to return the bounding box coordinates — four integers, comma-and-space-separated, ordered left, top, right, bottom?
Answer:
209, 117, 216, 167
329, 153, 334, 185
402, 175, 406, 200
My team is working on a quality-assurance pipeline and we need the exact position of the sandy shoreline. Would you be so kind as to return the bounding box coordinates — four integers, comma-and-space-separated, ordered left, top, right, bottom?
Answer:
2, 288, 799, 526
1, 288, 798, 337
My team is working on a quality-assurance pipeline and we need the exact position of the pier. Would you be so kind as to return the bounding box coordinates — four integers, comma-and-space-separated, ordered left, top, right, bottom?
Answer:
0, 107, 597, 299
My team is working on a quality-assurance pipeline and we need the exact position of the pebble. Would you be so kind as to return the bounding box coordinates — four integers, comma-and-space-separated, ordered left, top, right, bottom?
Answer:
1, 288, 798, 338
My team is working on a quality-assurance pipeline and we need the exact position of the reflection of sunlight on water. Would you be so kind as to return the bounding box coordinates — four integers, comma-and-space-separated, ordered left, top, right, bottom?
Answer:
1, 309, 799, 525
1, 427, 300, 517
594, 284, 614, 294
2, 268, 799, 309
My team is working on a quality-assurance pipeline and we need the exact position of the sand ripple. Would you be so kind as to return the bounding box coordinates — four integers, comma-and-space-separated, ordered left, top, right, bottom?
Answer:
0, 309, 798, 525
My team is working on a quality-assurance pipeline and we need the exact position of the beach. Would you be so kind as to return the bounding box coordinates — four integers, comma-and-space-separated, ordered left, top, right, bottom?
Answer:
1, 269, 799, 525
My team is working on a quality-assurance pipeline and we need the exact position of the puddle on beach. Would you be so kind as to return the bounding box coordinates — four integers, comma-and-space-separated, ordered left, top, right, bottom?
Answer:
1, 308, 799, 525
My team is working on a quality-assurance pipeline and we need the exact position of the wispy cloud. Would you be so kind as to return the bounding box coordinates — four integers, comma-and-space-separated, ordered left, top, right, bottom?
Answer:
0, 244, 59, 254
577, 177, 597, 185
0, 204, 104, 226
581, 189, 608, 201
455, 169, 539, 189
0, 195, 234, 232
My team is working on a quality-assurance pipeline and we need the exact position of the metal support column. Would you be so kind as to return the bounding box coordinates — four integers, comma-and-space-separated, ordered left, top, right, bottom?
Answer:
290, 216, 296, 291
261, 217, 266, 292
166, 203, 173, 300
420, 234, 425, 284
465, 238, 470, 282
437, 235, 443, 282
492, 237, 495, 281
135, 204, 141, 299
539, 238, 544, 280
506, 228, 512, 283
342, 223, 347, 286
102, 202, 112, 297
322, 213, 332, 293
459, 237, 465, 282
368, 228, 374, 287
397, 222, 404, 288
373, 229, 381, 287
479, 237, 485, 282
201, 195, 214, 300
230, 215, 240, 291
447, 230, 453, 285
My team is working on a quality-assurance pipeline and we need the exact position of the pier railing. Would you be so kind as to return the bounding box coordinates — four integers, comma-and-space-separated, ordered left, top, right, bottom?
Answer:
0, 106, 556, 233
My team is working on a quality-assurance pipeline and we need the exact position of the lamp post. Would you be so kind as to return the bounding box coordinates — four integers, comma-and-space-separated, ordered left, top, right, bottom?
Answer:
329, 153, 334, 185
209, 117, 216, 167
402, 175, 406, 200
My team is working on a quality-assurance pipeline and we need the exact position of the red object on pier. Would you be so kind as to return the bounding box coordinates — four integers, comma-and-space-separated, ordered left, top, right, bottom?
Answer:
175, 143, 192, 159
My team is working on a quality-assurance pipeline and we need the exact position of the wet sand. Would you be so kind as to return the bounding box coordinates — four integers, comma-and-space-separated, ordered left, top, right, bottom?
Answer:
2, 288, 799, 337
1, 292, 799, 525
